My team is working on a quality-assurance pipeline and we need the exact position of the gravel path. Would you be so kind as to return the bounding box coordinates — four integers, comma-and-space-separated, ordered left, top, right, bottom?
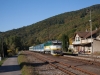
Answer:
0, 56, 21, 75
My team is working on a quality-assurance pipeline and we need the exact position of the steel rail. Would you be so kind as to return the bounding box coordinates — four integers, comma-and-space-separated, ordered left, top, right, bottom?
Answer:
30, 52, 97, 75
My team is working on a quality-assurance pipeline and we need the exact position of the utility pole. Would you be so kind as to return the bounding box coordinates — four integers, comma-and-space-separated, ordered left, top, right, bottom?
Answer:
89, 10, 93, 59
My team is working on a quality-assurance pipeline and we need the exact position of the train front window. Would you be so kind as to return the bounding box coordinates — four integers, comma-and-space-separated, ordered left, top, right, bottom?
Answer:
53, 50, 62, 54
53, 43, 62, 45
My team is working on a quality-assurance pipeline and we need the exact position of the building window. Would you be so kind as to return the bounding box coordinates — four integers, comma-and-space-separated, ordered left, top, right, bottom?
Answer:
75, 37, 80, 41
78, 37, 80, 41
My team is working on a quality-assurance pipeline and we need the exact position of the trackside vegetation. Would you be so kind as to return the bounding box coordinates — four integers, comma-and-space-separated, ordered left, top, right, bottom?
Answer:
0, 58, 7, 66
18, 52, 39, 75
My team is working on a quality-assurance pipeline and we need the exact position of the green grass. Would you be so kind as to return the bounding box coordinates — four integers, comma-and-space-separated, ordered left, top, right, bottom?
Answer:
0, 57, 7, 66
18, 52, 39, 75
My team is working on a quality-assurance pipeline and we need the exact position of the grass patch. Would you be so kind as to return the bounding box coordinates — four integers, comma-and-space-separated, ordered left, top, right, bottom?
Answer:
0, 58, 7, 66
18, 52, 39, 75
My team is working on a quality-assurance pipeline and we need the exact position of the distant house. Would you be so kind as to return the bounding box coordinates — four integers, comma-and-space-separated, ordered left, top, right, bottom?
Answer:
72, 28, 100, 54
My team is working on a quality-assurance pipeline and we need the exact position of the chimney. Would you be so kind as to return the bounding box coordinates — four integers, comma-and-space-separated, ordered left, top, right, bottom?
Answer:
86, 29, 88, 32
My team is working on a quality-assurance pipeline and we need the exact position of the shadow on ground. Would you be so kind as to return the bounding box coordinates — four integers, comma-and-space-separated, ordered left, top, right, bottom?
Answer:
0, 65, 21, 73
20, 61, 49, 68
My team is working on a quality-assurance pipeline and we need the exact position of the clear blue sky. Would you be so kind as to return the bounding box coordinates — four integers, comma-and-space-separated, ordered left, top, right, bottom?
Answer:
0, 0, 100, 32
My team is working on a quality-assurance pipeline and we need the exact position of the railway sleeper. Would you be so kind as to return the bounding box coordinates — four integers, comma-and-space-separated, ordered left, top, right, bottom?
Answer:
49, 63, 76, 75
71, 66, 97, 75
59, 62, 71, 68
58, 67, 76, 75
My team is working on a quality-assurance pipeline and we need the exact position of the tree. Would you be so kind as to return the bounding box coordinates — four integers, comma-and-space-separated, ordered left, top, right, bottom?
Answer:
0, 38, 2, 57
0, 36, 4, 58
61, 34, 69, 52
27, 37, 35, 46
3, 42, 8, 57
5, 36, 22, 54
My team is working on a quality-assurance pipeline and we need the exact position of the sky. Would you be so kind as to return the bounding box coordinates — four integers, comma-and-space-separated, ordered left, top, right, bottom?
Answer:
0, 0, 100, 32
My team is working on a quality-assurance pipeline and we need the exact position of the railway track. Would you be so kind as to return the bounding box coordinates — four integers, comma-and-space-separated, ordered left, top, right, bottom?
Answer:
26, 51, 97, 75
26, 52, 67, 75
63, 55, 100, 67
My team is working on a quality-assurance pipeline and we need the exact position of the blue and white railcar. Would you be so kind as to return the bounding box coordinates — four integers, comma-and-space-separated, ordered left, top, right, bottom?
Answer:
29, 46, 34, 51
29, 40, 62, 55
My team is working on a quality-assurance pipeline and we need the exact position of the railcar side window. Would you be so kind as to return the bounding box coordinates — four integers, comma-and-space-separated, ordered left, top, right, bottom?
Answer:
53, 43, 62, 45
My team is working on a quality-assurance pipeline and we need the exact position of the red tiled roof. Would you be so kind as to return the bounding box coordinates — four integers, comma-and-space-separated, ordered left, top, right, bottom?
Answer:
84, 29, 98, 38
77, 32, 89, 38
75, 28, 100, 38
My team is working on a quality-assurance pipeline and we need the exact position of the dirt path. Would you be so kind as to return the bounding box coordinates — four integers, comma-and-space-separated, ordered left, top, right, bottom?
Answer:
0, 56, 21, 75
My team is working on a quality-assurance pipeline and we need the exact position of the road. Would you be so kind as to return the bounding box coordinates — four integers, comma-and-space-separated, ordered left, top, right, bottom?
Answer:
0, 56, 22, 75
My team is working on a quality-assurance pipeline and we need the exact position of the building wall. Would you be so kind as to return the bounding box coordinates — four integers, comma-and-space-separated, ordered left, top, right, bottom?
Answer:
96, 35, 100, 40
93, 40, 100, 52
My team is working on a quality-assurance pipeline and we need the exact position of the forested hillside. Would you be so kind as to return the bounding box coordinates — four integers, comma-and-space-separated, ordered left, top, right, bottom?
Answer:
0, 4, 100, 53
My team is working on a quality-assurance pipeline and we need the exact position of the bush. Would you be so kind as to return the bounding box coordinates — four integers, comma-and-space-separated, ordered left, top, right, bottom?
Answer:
0, 58, 7, 66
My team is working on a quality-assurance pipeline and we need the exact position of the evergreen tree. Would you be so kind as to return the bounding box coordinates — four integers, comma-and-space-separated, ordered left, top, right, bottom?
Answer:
3, 42, 8, 57
62, 34, 69, 52
0, 38, 2, 57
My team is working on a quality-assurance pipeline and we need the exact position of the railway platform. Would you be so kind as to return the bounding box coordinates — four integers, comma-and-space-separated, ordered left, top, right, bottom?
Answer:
64, 54, 100, 62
